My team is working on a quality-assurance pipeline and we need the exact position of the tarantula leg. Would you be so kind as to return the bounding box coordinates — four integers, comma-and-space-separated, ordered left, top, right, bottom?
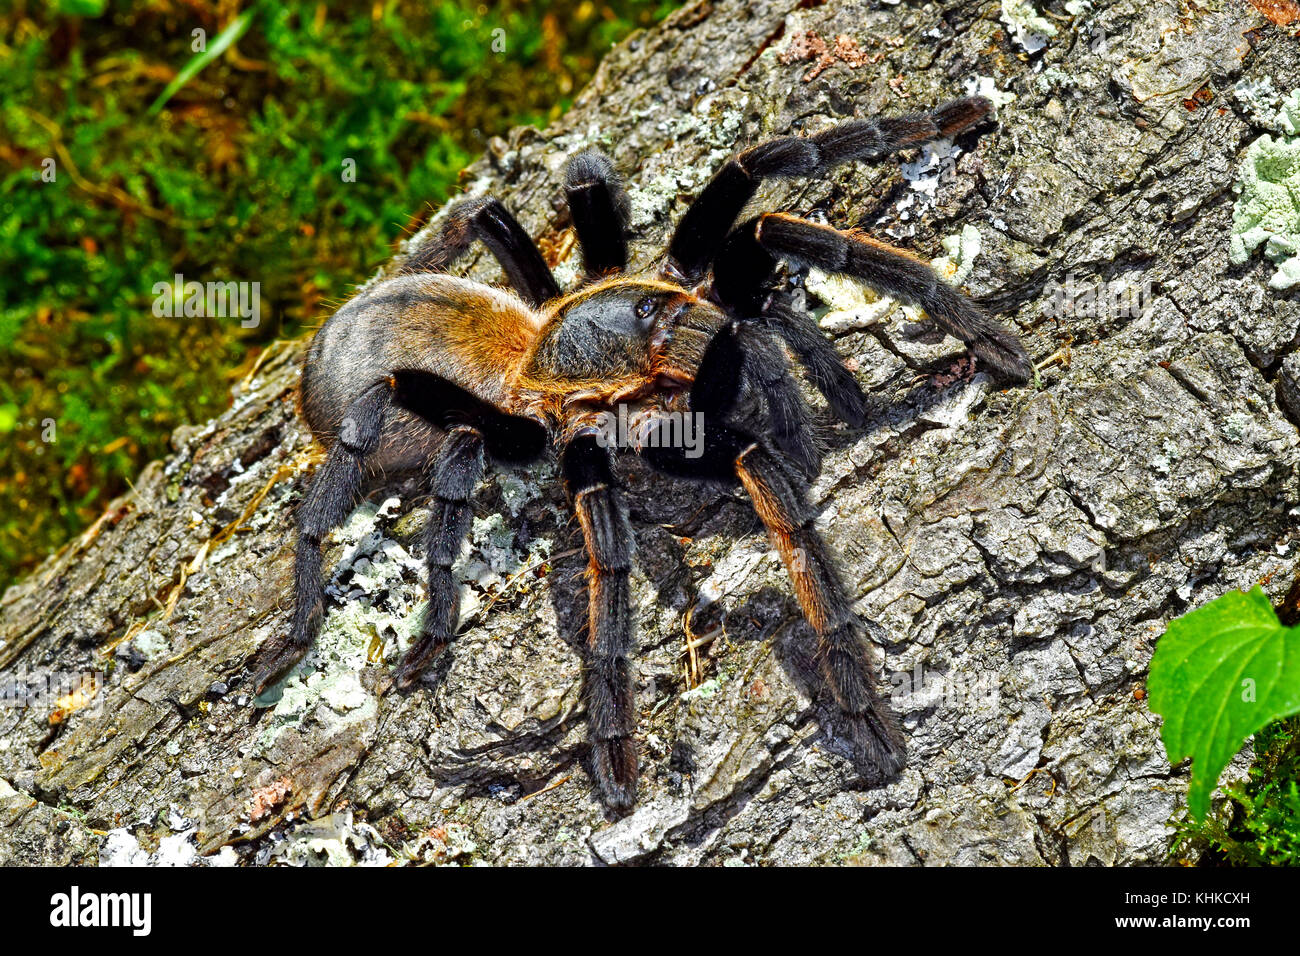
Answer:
667, 96, 993, 281
564, 150, 630, 279
759, 304, 870, 428
691, 322, 821, 476
392, 426, 486, 690
737, 325, 821, 477
710, 222, 870, 426
753, 213, 1033, 382
398, 196, 560, 307
732, 443, 906, 773
639, 424, 905, 775
562, 435, 638, 812
248, 380, 392, 695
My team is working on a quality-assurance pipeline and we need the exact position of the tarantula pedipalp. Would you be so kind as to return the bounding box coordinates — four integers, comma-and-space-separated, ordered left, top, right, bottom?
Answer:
246, 95, 1032, 812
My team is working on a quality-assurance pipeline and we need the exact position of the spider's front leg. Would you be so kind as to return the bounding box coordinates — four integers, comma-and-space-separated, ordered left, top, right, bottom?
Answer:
688, 320, 823, 477
731, 441, 906, 772
737, 213, 1033, 382
561, 433, 639, 811
564, 150, 631, 280
667, 96, 994, 282
248, 379, 392, 694
640, 342, 907, 773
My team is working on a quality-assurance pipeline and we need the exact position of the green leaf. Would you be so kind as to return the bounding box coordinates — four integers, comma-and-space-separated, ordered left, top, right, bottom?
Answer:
1148, 587, 1300, 820
147, 9, 257, 115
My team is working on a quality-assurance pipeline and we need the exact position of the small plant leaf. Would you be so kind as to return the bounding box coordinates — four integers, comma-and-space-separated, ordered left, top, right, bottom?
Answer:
1148, 587, 1300, 820
147, 9, 256, 115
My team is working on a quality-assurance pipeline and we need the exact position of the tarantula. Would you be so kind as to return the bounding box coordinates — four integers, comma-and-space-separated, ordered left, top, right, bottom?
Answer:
247, 95, 1031, 811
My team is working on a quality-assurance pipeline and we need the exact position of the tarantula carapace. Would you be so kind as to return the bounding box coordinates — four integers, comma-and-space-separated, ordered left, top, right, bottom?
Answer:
247, 95, 1031, 811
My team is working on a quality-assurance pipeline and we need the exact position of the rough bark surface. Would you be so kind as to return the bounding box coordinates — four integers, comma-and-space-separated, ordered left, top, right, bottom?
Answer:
3, 0, 1299, 866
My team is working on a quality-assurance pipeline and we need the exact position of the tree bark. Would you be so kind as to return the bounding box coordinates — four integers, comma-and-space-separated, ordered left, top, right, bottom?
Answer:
3, 0, 1298, 866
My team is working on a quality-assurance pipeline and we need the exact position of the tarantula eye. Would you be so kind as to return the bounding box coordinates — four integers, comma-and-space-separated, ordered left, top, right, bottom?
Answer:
634, 296, 659, 322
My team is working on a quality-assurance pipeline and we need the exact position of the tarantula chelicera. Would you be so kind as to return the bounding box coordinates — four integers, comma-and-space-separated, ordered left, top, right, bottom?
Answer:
247, 95, 1031, 811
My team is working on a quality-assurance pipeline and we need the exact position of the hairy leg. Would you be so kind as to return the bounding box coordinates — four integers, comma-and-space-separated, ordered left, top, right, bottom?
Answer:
736, 323, 821, 477
753, 213, 1032, 382
689, 320, 821, 476
758, 304, 870, 428
398, 196, 560, 307
667, 96, 993, 281
710, 218, 871, 429
639, 420, 905, 775
562, 435, 638, 811
248, 380, 391, 694
564, 150, 631, 280
392, 426, 486, 689
733, 441, 905, 771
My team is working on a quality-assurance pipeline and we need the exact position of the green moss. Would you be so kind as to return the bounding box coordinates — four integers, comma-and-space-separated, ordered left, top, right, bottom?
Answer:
1173, 718, 1300, 866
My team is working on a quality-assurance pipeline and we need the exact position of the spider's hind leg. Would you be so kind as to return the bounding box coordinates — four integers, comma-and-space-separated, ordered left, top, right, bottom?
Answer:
248, 379, 393, 695
564, 150, 631, 280
392, 425, 486, 689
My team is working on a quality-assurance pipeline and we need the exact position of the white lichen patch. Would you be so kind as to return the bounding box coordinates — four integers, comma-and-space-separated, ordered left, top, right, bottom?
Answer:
1230, 89, 1300, 291
403, 823, 481, 865
99, 828, 150, 867
99, 827, 203, 867
470, 513, 523, 577
250, 476, 563, 751
496, 467, 551, 515
808, 268, 899, 334
252, 498, 420, 749
625, 100, 746, 230
154, 830, 201, 866
1232, 76, 1282, 129
253, 596, 387, 752
551, 258, 581, 291
931, 224, 982, 285
270, 811, 395, 867
465, 498, 555, 588
1001, 0, 1058, 53
129, 629, 169, 662
900, 138, 962, 201
963, 75, 1016, 112
681, 677, 722, 701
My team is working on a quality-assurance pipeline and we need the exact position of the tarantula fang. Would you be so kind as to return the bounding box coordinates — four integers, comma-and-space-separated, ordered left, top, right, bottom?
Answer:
245, 95, 1031, 812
